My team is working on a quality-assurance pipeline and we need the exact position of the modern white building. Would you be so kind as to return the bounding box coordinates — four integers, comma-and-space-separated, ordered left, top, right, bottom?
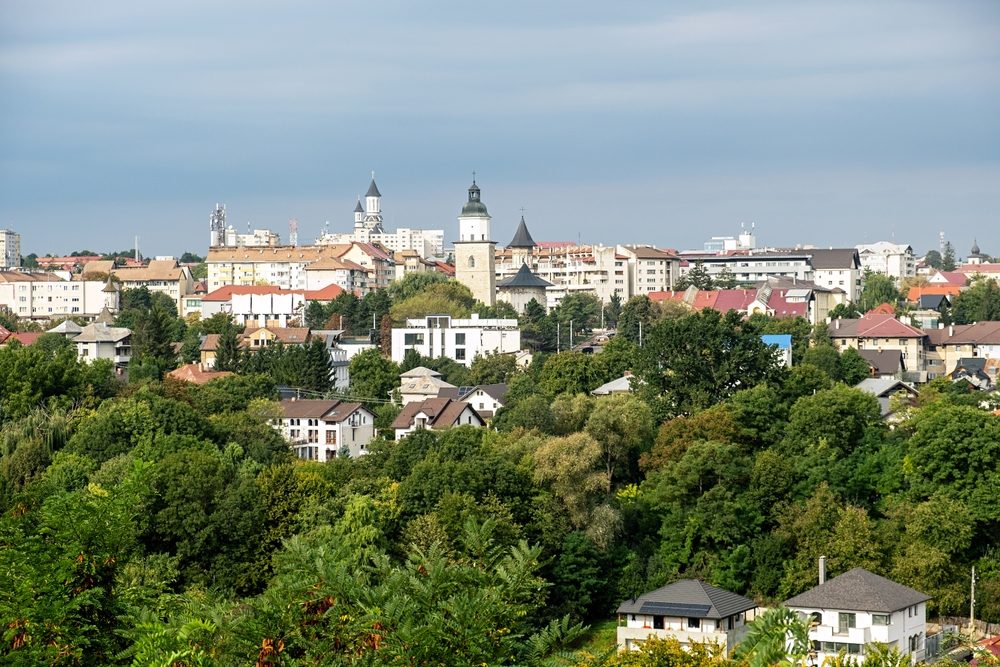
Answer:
785, 566, 930, 664
274, 398, 375, 460
391, 314, 521, 367
616, 579, 757, 655
677, 251, 815, 284
807, 248, 863, 303
200, 284, 345, 328
0, 229, 20, 269
856, 242, 916, 282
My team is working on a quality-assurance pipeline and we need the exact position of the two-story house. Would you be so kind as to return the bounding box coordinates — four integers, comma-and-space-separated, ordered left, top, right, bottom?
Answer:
72, 322, 131, 370
438, 383, 508, 420
391, 398, 485, 440
275, 398, 375, 460
784, 566, 930, 664
829, 314, 928, 382
616, 579, 758, 655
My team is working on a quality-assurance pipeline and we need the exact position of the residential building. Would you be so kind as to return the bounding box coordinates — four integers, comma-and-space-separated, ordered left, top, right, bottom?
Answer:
956, 263, 1000, 283
829, 314, 927, 382
857, 349, 904, 379
615, 579, 757, 655
677, 251, 815, 284
650, 278, 838, 326
784, 566, 930, 664
398, 366, 456, 405
856, 242, 916, 282
206, 242, 391, 293
0, 326, 41, 347
82, 259, 194, 315
949, 358, 993, 390
391, 314, 520, 367
166, 363, 233, 385
0, 229, 20, 269
619, 245, 680, 295
0, 272, 114, 320
855, 377, 919, 419
391, 398, 485, 440
200, 284, 345, 328
923, 322, 1000, 379
274, 398, 375, 460
241, 326, 311, 350
807, 248, 863, 302
72, 322, 132, 370
438, 383, 508, 419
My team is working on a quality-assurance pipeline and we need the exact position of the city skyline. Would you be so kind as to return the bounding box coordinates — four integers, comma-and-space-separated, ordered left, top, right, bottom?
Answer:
2, 0, 999, 256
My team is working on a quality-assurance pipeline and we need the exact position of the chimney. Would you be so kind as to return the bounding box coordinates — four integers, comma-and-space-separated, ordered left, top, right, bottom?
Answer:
949, 324, 954, 337
819, 556, 827, 585
835, 318, 840, 330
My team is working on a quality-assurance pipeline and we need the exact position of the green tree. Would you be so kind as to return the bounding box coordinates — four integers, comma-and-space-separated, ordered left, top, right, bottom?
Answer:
468, 352, 517, 385
636, 309, 781, 416
585, 393, 654, 493
951, 278, 1000, 323
839, 347, 872, 385
617, 295, 660, 345
604, 291, 623, 328
213, 326, 241, 372
675, 261, 713, 290
942, 241, 956, 271
538, 351, 600, 397
735, 606, 811, 667
857, 271, 901, 313
348, 348, 398, 404
924, 249, 943, 269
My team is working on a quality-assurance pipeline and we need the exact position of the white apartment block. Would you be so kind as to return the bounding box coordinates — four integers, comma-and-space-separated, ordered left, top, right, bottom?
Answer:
678, 252, 815, 284
619, 245, 680, 295
0, 230, 20, 269
318, 227, 444, 259
856, 242, 916, 282
206, 243, 390, 293
0, 272, 113, 320
391, 314, 521, 367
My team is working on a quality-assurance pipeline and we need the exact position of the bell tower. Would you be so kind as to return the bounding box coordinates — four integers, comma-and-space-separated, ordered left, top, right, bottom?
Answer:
454, 177, 496, 306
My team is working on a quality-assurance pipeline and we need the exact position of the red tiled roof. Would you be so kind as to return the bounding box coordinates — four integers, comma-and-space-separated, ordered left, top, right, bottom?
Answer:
203, 285, 286, 301
907, 285, 962, 302
866, 303, 896, 315
167, 363, 233, 384
303, 283, 345, 301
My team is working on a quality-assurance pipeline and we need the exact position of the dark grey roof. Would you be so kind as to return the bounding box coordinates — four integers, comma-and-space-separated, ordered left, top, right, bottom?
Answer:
784, 568, 930, 613
617, 579, 757, 618
508, 216, 536, 248
807, 248, 861, 270
497, 263, 553, 289
354, 199, 364, 213
366, 179, 381, 198
918, 294, 949, 310
856, 349, 903, 375
440, 383, 509, 404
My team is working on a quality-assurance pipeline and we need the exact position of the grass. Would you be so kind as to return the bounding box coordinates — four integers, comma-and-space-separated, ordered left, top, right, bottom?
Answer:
572, 618, 618, 658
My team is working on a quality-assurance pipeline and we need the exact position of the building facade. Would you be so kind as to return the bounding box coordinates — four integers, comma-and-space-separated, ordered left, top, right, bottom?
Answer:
0, 229, 20, 269
391, 314, 520, 367
856, 242, 916, 282
454, 180, 496, 306
275, 399, 375, 460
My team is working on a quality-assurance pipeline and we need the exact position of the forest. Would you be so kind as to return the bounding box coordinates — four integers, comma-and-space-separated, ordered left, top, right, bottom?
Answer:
1, 274, 999, 666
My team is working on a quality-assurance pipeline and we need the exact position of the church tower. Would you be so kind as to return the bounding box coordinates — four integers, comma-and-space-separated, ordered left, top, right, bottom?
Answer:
362, 175, 384, 233
507, 215, 537, 268
454, 179, 496, 306
353, 198, 365, 228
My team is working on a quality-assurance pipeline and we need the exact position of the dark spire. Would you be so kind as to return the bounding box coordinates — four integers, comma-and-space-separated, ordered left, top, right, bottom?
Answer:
461, 176, 489, 217
971, 238, 981, 255
354, 198, 364, 213
497, 262, 553, 288
365, 178, 381, 198
507, 215, 536, 249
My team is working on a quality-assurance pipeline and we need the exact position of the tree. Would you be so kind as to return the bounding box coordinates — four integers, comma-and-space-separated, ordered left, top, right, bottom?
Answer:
532, 432, 605, 527
857, 271, 901, 313
636, 309, 781, 416
617, 295, 660, 344
734, 606, 811, 667
942, 241, 956, 271
714, 266, 738, 289
924, 249, 943, 269
675, 261, 713, 290
604, 292, 623, 328
551, 292, 602, 346
538, 352, 600, 397
468, 352, 517, 385
213, 326, 241, 372
387, 271, 450, 302
585, 393, 654, 493
839, 347, 872, 385
347, 348, 398, 404
951, 278, 1000, 323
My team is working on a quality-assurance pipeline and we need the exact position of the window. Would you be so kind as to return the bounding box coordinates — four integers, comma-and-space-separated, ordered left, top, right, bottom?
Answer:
468, 256, 476, 268
455, 333, 466, 345
687, 617, 700, 629
455, 348, 466, 360
653, 616, 664, 630
810, 612, 823, 627
872, 614, 890, 626
404, 333, 425, 346
837, 613, 856, 635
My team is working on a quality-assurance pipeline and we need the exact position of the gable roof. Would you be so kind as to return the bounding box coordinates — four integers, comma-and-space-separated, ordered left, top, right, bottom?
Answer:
391, 398, 483, 430
73, 322, 131, 343
617, 579, 757, 619
400, 366, 442, 378
856, 377, 918, 398
828, 313, 924, 339
784, 568, 930, 613
807, 248, 860, 270
439, 383, 509, 404
278, 398, 370, 422
856, 349, 903, 375
167, 363, 233, 384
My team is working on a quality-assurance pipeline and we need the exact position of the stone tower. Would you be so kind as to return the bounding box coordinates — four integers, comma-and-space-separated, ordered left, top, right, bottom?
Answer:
454, 179, 496, 306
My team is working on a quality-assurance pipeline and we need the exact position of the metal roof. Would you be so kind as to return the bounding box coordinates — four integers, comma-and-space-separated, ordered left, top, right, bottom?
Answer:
617, 579, 756, 618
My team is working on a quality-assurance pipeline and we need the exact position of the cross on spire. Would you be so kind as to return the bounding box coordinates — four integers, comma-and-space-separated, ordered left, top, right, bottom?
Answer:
519, 206, 526, 216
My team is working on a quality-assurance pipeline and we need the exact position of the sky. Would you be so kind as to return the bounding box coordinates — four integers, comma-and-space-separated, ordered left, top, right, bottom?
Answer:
1, 0, 999, 258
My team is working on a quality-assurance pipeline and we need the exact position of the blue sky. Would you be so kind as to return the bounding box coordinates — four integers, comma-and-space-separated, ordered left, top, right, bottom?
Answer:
1, 0, 998, 258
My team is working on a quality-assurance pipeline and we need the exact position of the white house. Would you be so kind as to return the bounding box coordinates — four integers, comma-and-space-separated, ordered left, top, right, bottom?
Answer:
391, 398, 485, 440
275, 398, 375, 460
784, 565, 930, 664
615, 579, 758, 655
398, 366, 456, 405
438, 383, 508, 420
391, 314, 521, 368
72, 322, 131, 370
807, 248, 863, 303
856, 242, 916, 282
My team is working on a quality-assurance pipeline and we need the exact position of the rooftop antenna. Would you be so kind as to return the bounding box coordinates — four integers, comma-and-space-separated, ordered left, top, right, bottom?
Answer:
134, 235, 139, 262
289, 219, 299, 247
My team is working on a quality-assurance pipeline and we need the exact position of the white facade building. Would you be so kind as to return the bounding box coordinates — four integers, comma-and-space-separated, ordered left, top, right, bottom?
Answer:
677, 252, 815, 284
0, 229, 20, 269
275, 399, 375, 460
0, 272, 114, 320
856, 242, 917, 282
73, 323, 132, 370
785, 566, 930, 664
391, 314, 520, 367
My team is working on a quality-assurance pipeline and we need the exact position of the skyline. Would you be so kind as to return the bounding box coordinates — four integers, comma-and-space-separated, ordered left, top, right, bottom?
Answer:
2, 1, 999, 257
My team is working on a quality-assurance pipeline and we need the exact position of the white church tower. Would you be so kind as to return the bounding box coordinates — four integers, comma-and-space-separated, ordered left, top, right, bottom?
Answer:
454, 178, 496, 306
361, 174, 384, 232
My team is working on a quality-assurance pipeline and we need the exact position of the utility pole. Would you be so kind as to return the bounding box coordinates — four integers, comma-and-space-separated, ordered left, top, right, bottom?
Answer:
557, 321, 560, 354
569, 319, 574, 349
639, 319, 643, 347
970, 565, 977, 636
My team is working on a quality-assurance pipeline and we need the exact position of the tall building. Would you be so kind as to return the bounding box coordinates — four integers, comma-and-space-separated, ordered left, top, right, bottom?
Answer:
454, 180, 496, 306
0, 229, 21, 269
